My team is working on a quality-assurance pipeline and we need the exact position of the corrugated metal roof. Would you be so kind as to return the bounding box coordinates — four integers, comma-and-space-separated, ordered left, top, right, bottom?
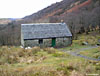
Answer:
21, 23, 72, 39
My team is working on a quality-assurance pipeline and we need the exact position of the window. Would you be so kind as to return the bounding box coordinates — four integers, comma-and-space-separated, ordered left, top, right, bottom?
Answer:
39, 39, 43, 44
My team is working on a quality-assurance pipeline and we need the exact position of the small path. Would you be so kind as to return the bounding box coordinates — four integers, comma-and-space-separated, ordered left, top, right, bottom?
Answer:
73, 46, 99, 53
60, 46, 100, 61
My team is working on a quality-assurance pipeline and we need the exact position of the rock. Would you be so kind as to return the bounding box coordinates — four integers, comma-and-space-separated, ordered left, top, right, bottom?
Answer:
25, 46, 32, 50
8, 48, 11, 50
4, 63, 9, 66
98, 39, 100, 43
25, 47, 28, 50
82, 42, 88, 45
67, 51, 70, 53
70, 70, 83, 76
27, 47, 32, 49
98, 57, 100, 59
36, 56, 47, 62
27, 59, 34, 64
20, 46, 23, 48
19, 58, 25, 63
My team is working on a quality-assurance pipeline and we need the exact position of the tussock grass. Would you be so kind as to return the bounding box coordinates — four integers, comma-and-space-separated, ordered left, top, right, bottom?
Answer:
74, 35, 98, 45
0, 46, 100, 76
0, 46, 41, 64
79, 47, 100, 58
0, 32, 100, 76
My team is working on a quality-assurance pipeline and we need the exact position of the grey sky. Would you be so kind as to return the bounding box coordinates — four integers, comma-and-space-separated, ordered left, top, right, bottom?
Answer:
0, 0, 62, 18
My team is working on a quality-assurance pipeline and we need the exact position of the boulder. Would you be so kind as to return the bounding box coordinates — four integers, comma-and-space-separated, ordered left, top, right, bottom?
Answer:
82, 42, 88, 45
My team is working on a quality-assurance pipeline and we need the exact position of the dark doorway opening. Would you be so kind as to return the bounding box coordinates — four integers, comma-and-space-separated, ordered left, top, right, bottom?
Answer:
39, 39, 43, 44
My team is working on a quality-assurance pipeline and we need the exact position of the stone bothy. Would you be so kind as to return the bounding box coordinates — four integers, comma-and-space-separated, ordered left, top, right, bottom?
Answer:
21, 23, 72, 47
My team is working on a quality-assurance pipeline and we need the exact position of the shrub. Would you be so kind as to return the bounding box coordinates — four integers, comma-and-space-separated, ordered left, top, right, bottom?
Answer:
57, 66, 70, 76
93, 53, 100, 58
52, 51, 69, 57
31, 47, 41, 54
43, 48, 56, 54
75, 35, 98, 45
0, 46, 42, 64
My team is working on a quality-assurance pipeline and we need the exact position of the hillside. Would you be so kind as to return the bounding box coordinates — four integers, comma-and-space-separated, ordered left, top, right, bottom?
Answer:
22, 0, 100, 36
0, 0, 100, 45
23, 0, 75, 22
0, 18, 12, 24
23, 0, 92, 23
0, 1, 100, 75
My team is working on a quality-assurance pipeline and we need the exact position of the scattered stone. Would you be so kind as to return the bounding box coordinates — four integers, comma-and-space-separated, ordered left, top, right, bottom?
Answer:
27, 59, 33, 64
36, 56, 47, 62
70, 70, 83, 76
25, 47, 32, 49
67, 51, 70, 53
98, 39, 100, 43
89, 60, 98, 64
19, 58, 25, 63
82, 42, 88, 45
8, 48, 11, 50
4, 63, 9, 66
98, 57, 100, 59
96, 63, 100, 65
20, 46, 23, 48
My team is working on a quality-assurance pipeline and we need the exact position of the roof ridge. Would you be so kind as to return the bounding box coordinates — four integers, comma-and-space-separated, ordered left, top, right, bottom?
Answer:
21, 23, 65, 25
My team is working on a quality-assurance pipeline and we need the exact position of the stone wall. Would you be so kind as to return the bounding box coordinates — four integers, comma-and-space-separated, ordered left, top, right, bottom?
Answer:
56, 37, 72, 47
24, 37, 72, 47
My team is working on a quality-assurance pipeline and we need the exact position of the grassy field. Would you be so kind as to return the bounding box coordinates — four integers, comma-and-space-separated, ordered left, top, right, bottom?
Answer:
79, 47, 100, 59
0, 32, 100, 76
0, 46, 100, 76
